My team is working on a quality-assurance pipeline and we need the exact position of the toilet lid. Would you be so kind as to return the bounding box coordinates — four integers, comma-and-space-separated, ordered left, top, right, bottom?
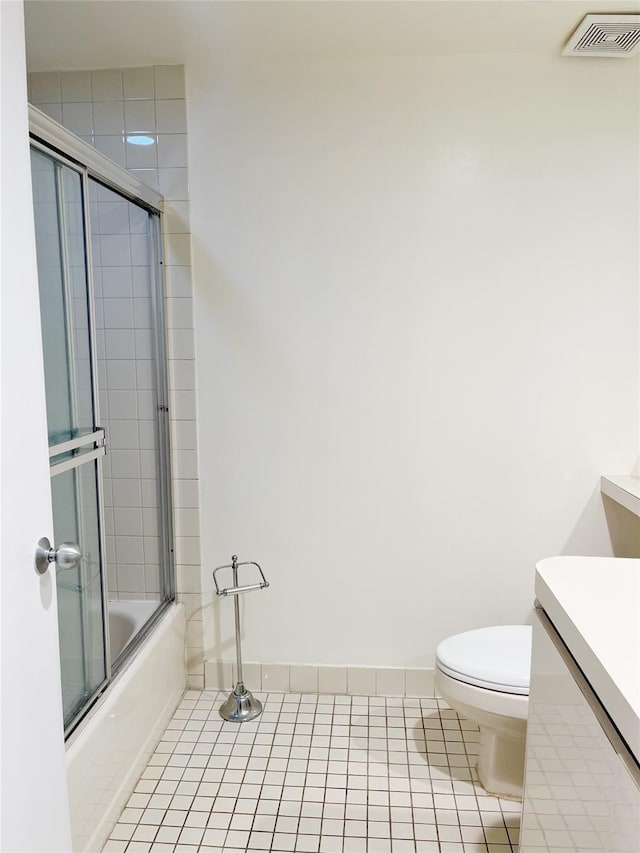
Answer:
435, 626, 532, 696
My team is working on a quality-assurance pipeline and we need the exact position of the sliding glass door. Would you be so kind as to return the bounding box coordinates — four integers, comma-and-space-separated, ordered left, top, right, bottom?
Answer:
31, 146, 108, 729
30, 139, 174, 736
89, 179, 173, 630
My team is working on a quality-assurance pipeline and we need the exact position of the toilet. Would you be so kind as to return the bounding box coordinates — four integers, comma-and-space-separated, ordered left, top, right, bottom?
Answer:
435, 625, 532, 800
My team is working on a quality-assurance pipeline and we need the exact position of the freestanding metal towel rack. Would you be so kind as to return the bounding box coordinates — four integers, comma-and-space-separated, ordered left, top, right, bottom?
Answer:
213, 555, 269, 722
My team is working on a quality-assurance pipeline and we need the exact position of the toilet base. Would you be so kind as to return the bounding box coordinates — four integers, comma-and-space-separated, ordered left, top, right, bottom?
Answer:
476, 724, 526, 801
435, 668, 528, 801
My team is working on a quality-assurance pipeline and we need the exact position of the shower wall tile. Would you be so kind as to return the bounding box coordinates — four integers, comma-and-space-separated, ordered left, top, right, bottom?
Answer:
29, 71, 61, 103
155, 100, 187, 134
163, 202, 190, 234
100, 204, 131, 236
143, 536, 159, 564
125, 140, 157, 171
171, 450, 199, 480
157, 134, 188, 168
138, 420, 156, 450
124, 99, 156, 133
60, 71, 92, 102
173, 479, 200, 509
177, 592, 200, 621
171, 421, 198, 452
154, 65, 185, 100
158, 167, 189, 200
105, 331, 135, 360
37, 102, 63, 123
30, 65, 204, 683
174, 536, 201, 566
170, 390, 197, 420
144, 565, 161, 596
142, 507, 158, 536
166, 297, 194, 328
103, 507, 114, 535
185, 619, 202, 649
107, 360, 138, 390
168, 360, 195, 390
104, 298, 134, 328
123, 67, 155, 100
165, 267, 193, 298
117, 563, 145, 594
112, 479, 142, 507
165, 233, 191, 266
176, 565, 201, 594
167, 329, 195, 360
61, 102, 93, 136
110, 450, 141, 478
128, 168, 159, 192
174, 507, 200, 537
94, 136, 127, 168
93, 101, 125, 136
108, 391, 138, 421
114, 507, 143, 536
91, 70, 123, 102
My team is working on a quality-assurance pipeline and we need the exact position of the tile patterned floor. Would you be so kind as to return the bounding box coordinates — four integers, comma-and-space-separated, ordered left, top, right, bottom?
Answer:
103, 691, 521, 853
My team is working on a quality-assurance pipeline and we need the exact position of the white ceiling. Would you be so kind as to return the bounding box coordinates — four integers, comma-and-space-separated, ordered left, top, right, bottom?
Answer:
24, 0, 640, 71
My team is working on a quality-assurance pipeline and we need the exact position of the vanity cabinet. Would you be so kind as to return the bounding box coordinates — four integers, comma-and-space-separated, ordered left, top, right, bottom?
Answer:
520, 606, 640, 852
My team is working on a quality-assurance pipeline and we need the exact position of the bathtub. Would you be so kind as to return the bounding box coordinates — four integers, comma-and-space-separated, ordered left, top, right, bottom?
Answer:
108, 599, 162, 662
66, 601, 186, 853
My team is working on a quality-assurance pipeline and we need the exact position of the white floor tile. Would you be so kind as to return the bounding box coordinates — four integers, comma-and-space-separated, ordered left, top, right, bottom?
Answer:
103, 691, 520, 852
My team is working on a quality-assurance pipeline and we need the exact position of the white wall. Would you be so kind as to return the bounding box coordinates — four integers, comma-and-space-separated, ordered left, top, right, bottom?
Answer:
0, 1, 72, 848
189, 53, 639, 669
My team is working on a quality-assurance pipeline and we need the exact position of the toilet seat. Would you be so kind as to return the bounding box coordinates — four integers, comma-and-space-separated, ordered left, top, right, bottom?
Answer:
435, 625, 532, 696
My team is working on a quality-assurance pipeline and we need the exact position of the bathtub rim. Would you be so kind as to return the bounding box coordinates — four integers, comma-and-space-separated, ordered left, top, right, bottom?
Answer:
65, 597, 175, 748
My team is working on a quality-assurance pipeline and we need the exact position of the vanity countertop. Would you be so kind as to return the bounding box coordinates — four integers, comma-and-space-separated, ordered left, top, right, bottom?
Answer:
535, 556, 640, 762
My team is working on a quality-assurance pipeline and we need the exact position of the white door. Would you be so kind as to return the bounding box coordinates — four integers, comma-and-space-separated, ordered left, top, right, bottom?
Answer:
0, 2, 73, 850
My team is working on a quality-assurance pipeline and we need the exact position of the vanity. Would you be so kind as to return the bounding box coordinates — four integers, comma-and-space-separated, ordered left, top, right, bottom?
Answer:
520, 556, 640, 852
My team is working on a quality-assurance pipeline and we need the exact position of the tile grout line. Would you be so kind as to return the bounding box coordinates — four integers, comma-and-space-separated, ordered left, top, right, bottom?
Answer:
105, 690, 520, 853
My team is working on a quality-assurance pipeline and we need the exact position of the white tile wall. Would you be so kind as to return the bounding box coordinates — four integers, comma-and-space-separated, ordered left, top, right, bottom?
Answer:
29, 65, 204, 688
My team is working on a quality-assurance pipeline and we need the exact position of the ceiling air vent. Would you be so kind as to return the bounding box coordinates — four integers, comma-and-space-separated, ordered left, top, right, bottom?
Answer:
563, 14, 640, 58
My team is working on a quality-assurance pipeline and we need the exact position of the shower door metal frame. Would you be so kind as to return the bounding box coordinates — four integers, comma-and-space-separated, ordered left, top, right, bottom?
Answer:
29, 106, 175, 737
149, 212, 176, 604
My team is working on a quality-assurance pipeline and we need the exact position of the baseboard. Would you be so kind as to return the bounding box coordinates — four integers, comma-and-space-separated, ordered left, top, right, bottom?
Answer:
204, 661, 435, 698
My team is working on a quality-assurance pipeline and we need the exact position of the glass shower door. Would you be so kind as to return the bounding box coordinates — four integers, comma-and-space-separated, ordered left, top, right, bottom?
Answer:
31, 146, 108, 731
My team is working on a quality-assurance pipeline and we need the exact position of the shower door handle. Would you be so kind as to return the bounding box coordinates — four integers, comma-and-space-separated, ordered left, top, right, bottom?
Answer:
34, 537, 82, 574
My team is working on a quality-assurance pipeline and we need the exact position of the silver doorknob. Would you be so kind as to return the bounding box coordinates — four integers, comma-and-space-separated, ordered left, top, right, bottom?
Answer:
34, 537, 82, 575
